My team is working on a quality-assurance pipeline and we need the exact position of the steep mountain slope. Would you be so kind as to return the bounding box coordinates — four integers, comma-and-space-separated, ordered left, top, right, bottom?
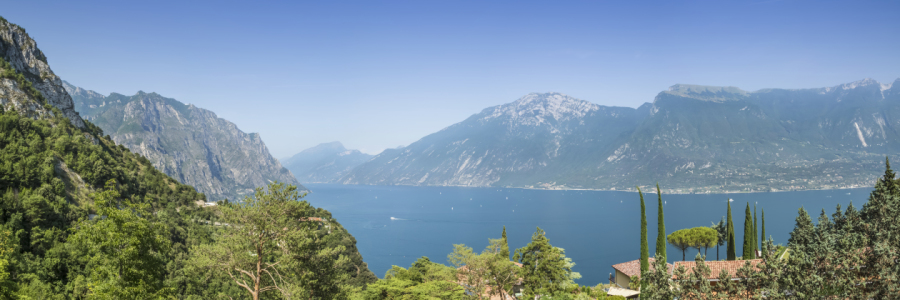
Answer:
343, 81, 900, 193
0, 17, 84, 128
0, 16, 375, 297
342, 93, 650, 188
595, 80, 900, 192
282, 142, 373, 183
65, 82, 304, 201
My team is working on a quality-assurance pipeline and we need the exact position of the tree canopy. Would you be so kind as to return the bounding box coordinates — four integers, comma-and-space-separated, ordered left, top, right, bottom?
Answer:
667, 227, 718, 261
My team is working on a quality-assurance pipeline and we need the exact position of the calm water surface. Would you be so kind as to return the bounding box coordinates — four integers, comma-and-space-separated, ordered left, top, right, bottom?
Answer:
303, 184, 873, 285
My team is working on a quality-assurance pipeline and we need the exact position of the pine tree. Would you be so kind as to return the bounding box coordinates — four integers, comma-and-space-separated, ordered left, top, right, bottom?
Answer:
514, 227, 571, 298
859, 157, 900, 297
655, 183, 666, 259
638, 187, 649, 297
501, 226, 510, 260
726, 201, 736, 260
742, 203, 754, 260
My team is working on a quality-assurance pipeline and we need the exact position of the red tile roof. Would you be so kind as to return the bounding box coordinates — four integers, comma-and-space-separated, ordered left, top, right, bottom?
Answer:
612, 258, 674, 278
672, 259, 762, 280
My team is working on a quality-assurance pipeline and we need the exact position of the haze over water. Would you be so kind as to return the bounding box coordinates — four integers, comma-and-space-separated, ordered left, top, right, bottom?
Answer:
304, 184, 873, 285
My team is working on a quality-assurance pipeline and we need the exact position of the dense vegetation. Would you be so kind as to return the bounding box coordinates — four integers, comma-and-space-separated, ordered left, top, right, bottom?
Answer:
0, 103, 375, 298
639, 160, 900, 299
358, 227, 618, 300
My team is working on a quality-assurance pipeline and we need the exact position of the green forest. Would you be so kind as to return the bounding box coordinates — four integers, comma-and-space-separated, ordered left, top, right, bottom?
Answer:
0, 104, 377, 299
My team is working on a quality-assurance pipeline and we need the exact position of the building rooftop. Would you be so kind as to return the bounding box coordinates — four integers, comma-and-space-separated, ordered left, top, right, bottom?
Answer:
612, 258, 674, 278
672, 259, 762, 280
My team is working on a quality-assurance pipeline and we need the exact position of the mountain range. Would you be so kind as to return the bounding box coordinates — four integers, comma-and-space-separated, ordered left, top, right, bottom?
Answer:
341, 80, 900, 193
282, 141, 373, 183
65, 82, 304, 201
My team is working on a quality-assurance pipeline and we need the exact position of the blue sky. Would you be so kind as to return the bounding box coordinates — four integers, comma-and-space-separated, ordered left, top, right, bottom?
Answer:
4, 0, 899, 157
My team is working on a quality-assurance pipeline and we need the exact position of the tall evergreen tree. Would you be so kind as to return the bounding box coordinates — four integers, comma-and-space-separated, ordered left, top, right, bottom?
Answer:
742, 203, 754, 259
859, 157, 900, 297
655, 183, 666, 259
726, 201, 736, 260
753, 203, 759, 253
501, 226, 510, 260
514, 227, 571, 299
761, 209, 766, 252
638, 187, 649, 297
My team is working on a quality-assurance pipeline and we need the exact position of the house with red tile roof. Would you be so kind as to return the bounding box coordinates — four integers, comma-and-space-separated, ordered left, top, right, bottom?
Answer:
672, 259, 762, 282
609, 258, 762, 298
610, 258, 674, 290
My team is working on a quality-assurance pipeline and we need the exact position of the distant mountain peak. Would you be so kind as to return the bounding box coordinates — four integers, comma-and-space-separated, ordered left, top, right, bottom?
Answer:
484, 92, 599, 124
840, 78, 879, 90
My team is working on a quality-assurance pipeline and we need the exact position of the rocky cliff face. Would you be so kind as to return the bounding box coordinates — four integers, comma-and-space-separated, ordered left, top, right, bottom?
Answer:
282, 142, 373, 183
0, 17, 84, 128
67, 83, 304, 201
343, 81, 900, 193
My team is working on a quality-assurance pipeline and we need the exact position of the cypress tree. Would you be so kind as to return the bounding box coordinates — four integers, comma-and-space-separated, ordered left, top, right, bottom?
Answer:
655, 183, 666, 258
727, 201, 736, 260
742, 203, 754, 260
761, 209, 766, 252
638, 187, 649, 296
753, 204, 758, 254
501, 226, 510, 259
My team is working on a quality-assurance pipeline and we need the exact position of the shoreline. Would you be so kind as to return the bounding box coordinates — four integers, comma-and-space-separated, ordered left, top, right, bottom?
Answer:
305, 182, 875, 195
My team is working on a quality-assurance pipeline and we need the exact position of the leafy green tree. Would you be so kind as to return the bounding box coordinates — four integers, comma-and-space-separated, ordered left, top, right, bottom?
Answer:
0, 227, 16, 298
359, 259, 464, 300
190, 182, 350, 300
655, 184, 666, 260
667, 229, 692, 261
710, 217, 726, 261
67, 179, 172, 299
514, 227, 571, 299
637, 187, 649, 297
726, 201, 736, 260
692, 227, 718, 258
742, 203, 754, 260
667, 227, 716, 261
452, 237, 521, 300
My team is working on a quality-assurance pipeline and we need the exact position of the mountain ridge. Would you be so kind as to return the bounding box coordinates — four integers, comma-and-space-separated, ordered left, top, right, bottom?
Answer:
342, 79, 900, 193
282, 141, 373, 184
65, 81, 304, 201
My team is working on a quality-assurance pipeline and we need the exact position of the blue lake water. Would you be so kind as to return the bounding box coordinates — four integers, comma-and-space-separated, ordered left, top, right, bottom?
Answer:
303, 184, 874, 285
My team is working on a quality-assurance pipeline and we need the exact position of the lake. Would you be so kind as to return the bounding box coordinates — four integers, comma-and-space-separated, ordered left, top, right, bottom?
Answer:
303, 184, 874, 285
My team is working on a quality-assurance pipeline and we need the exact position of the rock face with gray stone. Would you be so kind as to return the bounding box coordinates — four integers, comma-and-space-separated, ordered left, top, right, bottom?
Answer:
0, 17, 84, 128
67, 82, 304, 201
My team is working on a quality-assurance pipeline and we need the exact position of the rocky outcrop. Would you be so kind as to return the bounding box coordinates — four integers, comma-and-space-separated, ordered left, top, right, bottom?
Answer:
67, 83, 304, 201
0, 17, 84, 128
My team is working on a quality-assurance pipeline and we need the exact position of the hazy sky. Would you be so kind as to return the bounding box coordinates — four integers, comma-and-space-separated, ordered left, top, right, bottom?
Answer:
4, 0, 899, 157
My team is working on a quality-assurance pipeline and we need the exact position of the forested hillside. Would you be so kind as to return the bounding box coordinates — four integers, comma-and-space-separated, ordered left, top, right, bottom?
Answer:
0, 16, 375, 298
